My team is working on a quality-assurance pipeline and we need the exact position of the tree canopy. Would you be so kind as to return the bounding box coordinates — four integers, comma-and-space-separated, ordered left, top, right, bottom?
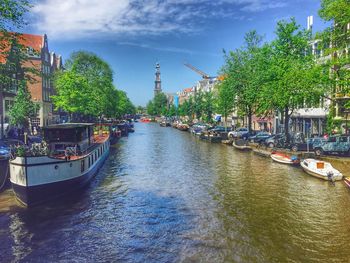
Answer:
54, 51, 134, 119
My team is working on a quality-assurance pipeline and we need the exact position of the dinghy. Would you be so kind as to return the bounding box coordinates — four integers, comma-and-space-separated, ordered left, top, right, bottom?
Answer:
344, 177, 350, 189
270, 152, 300, 165
300, 159, 343, 181
232, 139, 252, 151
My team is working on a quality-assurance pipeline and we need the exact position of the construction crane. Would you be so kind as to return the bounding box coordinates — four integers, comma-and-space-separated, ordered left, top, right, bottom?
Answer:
184, 63, 211, 79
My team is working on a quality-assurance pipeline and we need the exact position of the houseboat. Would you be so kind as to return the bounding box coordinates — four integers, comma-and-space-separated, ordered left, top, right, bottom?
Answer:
10, 123, 110, 206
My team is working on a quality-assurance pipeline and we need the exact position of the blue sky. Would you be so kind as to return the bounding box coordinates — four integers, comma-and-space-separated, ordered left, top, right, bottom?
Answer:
24, 0, 327, 106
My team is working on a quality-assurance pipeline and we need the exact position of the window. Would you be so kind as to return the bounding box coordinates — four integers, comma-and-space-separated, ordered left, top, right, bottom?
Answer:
27, 47, 34, 56
5, 100, 14, 113
340, 137, 348, 143
81, 160, 85, 172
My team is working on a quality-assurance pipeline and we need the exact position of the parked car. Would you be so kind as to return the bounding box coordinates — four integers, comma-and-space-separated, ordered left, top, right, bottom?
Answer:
228, 127, 250, 140
314, 135, 350, 156
0, 140, 11, 159
249, 131, 271, 143
263, 133, 284, 148
208, 126, 231, 133
191, 123, 209, 135
290, 137, 328, 152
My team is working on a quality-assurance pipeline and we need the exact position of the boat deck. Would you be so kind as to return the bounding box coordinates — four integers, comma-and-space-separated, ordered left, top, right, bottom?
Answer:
53, 134, 109, 161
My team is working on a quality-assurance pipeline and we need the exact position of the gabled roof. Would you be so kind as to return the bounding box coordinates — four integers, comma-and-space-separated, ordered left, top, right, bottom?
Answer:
0, 33, 44, 64
17, 33, 44, 52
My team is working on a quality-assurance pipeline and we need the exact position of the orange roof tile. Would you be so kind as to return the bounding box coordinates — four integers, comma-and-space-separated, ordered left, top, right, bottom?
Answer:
183, 87, 193, 93
17, 33, 43, 52
0, 33, 44, 64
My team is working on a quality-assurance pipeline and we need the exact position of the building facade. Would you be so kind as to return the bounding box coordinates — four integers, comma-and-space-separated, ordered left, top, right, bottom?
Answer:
0, 33, 62, 129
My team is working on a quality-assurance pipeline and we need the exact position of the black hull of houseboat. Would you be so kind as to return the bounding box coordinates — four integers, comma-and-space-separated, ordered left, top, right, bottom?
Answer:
0, 158, 10, 192
12, 152, 109, 207
110, 136, 119, 145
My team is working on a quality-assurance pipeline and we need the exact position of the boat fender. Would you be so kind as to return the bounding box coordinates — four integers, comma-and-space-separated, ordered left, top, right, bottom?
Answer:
327, 171, 335, 184
291, 156, 298, 161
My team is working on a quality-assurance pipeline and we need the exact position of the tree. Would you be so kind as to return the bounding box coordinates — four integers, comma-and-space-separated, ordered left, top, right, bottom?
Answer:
146, 100, 156, 116
0, 0, 30, 31
167, 104, 177, 117
193, 91, 204, 119
53, 51, 117, 118
261, 18, 324, 141
216, 80, 234, 130
202, 91, 215, 123
152, 92, 168, 116
115, 90, 135, 117
221, 30, 267, 132
9, 80, 38, 128
53, 71, 90, 115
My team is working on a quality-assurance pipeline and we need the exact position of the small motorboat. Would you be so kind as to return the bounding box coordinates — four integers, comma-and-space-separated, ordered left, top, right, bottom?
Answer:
300, 159, 343, 181
140, 118, 150, 123
232, 139, 252, 151
344, 177, 350, 189
270, 152, 300, 165
177, 124, 189, 131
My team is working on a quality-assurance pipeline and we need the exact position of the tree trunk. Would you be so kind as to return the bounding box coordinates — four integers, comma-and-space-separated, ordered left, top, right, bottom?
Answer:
248, 107, 252, 133
284, 107, 290, 143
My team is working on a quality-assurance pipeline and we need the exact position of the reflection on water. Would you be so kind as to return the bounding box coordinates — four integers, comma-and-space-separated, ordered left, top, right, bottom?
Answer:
1, 123, 350, 262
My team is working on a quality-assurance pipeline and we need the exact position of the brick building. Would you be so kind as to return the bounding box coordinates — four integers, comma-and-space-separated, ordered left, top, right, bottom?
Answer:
0, 33, 62, 129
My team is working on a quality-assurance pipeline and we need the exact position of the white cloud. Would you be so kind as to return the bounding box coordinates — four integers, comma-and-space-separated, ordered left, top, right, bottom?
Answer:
118, 41, 220, 56
32, 0, 287, 39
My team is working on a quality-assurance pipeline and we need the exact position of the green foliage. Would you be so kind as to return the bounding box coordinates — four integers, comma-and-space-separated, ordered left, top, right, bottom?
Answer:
9, 80, 38, 127
216, 80, 234, 123
0, 0, 30, 31
115, 90, 135, 117
261, 19, 324, 138
193, 91, 204, 119
53, 51, 134, 118
167, 104, 177, 117
221, 30, 269, 131
318, 0, 350, 110
202, 91, 216, 123
146, 92, 168, 116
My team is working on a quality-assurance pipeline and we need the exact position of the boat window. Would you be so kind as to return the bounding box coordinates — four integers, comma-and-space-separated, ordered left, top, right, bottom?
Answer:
340, 137, 347, 143
328, 137, 337, 142
81, 160, 85, 172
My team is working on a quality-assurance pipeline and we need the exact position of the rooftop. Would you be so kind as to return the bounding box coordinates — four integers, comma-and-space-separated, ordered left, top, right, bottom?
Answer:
43, 123, 95, 130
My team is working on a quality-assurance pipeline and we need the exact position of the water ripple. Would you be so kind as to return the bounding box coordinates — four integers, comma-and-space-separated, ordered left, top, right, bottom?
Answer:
0, 123, 350, 262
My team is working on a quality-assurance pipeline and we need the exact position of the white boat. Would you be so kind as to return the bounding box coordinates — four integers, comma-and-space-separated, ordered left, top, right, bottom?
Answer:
10, 123, 110, 206
232, 139, 252, 151
270, 152, 300, 165
300, 159, 343, 181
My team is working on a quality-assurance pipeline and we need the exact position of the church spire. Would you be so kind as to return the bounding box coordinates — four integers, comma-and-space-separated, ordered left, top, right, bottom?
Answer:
154, 63, 162, 97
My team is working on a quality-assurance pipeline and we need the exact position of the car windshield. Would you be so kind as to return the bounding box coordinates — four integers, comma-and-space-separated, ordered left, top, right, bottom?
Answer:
327, 137, 337, 142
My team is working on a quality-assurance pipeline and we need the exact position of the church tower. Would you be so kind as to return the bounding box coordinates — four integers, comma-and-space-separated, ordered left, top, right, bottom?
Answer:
154, 63, 162, 97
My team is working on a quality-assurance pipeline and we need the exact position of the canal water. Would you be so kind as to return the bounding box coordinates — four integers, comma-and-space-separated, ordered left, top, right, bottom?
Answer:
1, 123, 350, 262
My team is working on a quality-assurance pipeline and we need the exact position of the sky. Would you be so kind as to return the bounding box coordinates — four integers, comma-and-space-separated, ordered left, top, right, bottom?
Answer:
22, 0, 327, 106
